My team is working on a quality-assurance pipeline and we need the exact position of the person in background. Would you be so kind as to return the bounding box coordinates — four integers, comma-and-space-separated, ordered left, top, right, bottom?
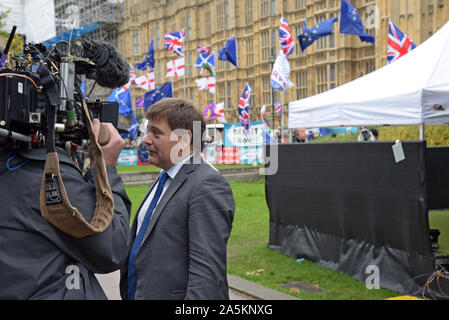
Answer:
358, 128, 379, 142
293, 128, 308, 143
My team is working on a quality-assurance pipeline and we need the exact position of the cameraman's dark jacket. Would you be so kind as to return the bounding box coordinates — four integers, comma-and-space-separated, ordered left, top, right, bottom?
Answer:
0, 147, 131, 299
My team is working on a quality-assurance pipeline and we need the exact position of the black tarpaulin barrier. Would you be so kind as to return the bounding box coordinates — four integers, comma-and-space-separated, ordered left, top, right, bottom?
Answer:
427, 146, 449, 210
266, 142, 435, 295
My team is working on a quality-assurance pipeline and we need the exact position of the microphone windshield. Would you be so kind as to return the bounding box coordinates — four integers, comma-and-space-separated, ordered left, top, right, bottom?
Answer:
78, 40, 130, 89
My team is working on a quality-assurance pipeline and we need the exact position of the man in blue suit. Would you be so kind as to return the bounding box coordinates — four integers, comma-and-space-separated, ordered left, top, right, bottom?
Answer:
120, 98, 235, 300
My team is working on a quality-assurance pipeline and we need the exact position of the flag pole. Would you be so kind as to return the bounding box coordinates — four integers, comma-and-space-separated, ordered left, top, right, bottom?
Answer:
281, 91, 285, 144
337, 31, 342, 87
183, 56, 186, 99
214, 78, 217, 145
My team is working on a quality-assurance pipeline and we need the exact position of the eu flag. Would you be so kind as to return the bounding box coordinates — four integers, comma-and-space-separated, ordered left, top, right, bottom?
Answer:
297, 22, 316, 52
297, 18, 338, 52
137, 40, 155, 71
311, 17, 338, 38
218, 37, 238, 67
143, 82, 173, 111
117, 90, 133, 118
127, 114, 140, 140
108, 88, 133, 118
340, 0, 375, 44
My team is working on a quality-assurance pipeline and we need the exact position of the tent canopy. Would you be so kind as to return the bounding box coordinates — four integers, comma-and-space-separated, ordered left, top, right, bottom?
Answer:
289, 21, 449, 129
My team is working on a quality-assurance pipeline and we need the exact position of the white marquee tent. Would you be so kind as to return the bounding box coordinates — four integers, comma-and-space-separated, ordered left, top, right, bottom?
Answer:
0, 0, 55, 43
289, 20, 449, 130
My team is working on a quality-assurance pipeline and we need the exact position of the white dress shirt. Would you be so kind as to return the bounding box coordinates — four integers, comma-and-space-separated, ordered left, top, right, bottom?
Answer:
136, 155, 193, 235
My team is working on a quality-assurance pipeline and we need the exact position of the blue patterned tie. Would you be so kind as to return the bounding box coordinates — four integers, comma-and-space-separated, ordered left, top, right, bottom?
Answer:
127, 171, 169, 300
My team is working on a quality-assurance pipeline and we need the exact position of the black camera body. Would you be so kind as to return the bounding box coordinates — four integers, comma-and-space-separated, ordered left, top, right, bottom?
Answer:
0, 68, 42, 135
0, 64, 118, 149
0, 32, 128, 149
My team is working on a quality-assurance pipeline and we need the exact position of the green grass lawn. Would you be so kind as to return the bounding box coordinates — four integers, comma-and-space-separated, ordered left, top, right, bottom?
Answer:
123, 180, 449, 300
429, 210, 449, 253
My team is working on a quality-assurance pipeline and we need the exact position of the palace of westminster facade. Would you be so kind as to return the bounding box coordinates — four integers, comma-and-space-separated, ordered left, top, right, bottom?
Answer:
118, 0, 449, 128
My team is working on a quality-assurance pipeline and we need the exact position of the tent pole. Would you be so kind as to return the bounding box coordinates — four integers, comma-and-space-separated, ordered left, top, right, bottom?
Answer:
183, 65, 186, 99
420, 123, 425, 141
281, 91, 285, 144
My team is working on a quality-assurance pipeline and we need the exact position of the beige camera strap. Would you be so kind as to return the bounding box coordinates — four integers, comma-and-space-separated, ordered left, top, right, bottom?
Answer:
39, 100, 114, 238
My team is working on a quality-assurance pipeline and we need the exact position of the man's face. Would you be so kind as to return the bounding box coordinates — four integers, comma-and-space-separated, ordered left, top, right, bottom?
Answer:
296, 128, 307, 140
143, 116, 180, 170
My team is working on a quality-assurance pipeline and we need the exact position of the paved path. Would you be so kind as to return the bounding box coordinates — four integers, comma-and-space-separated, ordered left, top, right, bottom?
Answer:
95, 271, 299, 300
95, 271, 254, 300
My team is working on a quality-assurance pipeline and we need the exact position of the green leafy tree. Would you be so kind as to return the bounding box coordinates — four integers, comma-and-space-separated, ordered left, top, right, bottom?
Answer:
0, 10, 24, 55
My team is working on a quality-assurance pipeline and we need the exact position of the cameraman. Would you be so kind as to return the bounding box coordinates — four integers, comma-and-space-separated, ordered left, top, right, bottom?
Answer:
0, 119, 131, 299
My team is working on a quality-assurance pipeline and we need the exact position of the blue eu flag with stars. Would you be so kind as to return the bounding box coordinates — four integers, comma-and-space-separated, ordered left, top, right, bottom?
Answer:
107, 88, 133, 119
340, 0, 375, 44
143, 82, 173, 112
137, 39, 155, 71
297, 17, 338, 52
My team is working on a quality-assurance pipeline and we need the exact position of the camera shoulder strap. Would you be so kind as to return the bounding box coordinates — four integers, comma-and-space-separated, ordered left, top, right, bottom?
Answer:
39, 99, 114, 238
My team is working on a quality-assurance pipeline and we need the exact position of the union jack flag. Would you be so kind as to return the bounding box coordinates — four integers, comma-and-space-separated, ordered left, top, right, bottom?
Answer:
279, 17, 295, 56
197, 45, 211, 55
164, 30, 185, 56
274, 102, 282, 116
238, 83, 251, 131
387, 20, 416, 64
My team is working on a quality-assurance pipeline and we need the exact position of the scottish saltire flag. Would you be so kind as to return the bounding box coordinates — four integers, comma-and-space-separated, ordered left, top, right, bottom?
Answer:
166, 58, 185, 78
260, 105, 270, 128
340, 0, 375, 44
137, 40, 155, 71
271, 50, 294, 91
274, 101, 282, 116
215, 102, 226, 123
135, 72, 155, 91
279, 17, 295, 56
195, 77, 216, 94
144, 82, 173, 111
238, 83, 251, 131
387, 20, 416, 64
128, 114, 139, 140
164, 30, 185, 56
195, 52, 216, 76
218, 37, 238, 67
197, 45, 211, 55
203, 103, 217, 122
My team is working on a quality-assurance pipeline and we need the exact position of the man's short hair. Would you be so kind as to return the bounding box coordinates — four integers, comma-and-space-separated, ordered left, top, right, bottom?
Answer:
146, 98, 206, 151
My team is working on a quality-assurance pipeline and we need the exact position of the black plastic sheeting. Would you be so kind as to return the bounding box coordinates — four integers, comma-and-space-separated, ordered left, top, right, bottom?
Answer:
266, 142, 436, 295
427, 146, 449, 210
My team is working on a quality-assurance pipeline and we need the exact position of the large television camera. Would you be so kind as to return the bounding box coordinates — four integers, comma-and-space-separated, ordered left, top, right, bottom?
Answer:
0, 26, 129, 149
0, 26, 130, 238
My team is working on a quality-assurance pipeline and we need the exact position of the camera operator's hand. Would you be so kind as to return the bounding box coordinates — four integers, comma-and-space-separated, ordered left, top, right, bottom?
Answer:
92, 119, 125, 166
